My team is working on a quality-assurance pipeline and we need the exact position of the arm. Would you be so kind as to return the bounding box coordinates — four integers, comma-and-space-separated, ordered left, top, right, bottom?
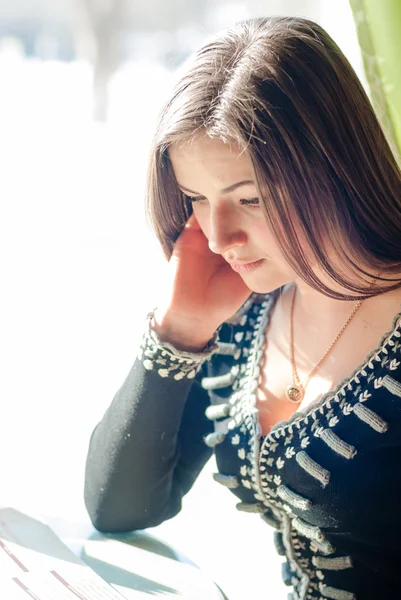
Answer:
84, 318, 218, 533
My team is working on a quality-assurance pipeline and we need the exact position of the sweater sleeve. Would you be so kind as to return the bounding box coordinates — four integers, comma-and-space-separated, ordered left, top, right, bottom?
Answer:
83, 316, 219, 533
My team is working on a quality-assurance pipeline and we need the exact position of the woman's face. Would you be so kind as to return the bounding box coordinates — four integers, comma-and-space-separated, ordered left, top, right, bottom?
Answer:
168, 133, 298, 294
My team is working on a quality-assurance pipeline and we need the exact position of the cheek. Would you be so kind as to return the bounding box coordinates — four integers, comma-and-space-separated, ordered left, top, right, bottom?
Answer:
253, 221, 278, 251
192, 206, 210, 238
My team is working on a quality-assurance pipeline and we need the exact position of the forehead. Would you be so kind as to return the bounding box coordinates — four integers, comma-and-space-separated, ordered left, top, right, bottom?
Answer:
168, 134, 254, 183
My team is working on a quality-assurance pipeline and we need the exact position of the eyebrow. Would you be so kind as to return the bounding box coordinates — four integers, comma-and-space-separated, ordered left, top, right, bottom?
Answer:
178, 179, 255, 196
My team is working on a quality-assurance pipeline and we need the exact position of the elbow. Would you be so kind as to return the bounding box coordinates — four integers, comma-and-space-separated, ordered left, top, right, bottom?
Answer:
87, 507, 176, 534
86, 504, 153, 534
84, 487, 182, 534
85, 498, 125, 533
84, 488, 138, 533
88, 513, 136, 534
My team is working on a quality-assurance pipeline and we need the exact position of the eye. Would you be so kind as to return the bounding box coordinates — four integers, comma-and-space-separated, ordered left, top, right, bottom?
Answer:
187, 195, 206, 204
182, 193, 206, 204
240, 198, 260, 207
183, 194, 260, 207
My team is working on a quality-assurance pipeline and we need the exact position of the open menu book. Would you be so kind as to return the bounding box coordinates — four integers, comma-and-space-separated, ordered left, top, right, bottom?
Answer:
0, 508, 225, 599
0, 507, 129, 599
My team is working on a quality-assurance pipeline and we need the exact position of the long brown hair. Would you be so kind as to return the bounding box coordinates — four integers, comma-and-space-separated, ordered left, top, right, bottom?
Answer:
146, 16, 401, 301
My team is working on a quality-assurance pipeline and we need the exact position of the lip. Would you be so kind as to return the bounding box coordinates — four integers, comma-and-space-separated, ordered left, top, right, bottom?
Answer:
229, 259, 264, 273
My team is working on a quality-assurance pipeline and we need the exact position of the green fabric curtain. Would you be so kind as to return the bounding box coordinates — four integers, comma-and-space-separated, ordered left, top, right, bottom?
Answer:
349, 0, 401, 156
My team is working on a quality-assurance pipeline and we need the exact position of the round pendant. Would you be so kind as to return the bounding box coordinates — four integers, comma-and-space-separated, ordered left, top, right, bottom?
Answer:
286, 384, 304, 404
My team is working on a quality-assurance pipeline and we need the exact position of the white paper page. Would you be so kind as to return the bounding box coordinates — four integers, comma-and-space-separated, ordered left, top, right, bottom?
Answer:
0, 508, 83, 576
0, 508, 129, 599
4, 566, 130, 600
83, 538, 225, 600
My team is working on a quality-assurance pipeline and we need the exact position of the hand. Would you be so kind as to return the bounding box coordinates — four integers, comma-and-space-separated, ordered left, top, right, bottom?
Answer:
154, 213, 252, 347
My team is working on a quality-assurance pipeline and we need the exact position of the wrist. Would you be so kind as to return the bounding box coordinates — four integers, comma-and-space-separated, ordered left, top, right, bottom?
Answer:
151, 309, 217, 353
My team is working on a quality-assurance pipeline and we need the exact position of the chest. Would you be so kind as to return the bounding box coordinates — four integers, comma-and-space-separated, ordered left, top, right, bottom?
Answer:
255, 306, 395, 436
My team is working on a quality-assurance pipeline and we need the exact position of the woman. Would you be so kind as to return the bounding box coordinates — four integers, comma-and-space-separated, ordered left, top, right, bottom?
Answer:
84, 16, 401, 600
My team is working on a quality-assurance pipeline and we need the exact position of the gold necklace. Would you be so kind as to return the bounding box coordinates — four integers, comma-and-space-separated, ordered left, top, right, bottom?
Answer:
285, 284, 365, 404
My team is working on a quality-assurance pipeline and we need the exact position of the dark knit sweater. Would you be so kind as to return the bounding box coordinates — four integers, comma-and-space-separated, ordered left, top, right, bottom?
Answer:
84, 288, 401, 600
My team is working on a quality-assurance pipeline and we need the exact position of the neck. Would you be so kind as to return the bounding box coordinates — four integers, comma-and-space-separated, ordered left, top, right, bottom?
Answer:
285, 277, 401, 331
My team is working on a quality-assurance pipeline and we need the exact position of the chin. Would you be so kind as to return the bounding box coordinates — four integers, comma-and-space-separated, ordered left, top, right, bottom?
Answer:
242, 271, 293, 295
246, 282, 280, 294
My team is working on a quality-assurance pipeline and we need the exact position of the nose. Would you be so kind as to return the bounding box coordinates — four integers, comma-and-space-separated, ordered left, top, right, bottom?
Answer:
207, 206, 247, 255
